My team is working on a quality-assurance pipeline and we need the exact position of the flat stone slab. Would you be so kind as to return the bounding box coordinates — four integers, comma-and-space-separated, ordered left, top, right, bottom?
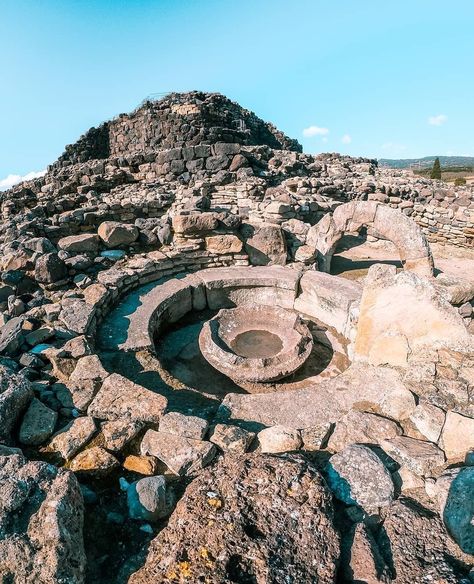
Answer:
294, 271, 361, 334
88, 373, 167, 424
326, 444, 394, 510
215, 364, 412, 431
381, 436, 446, 476
141, 429, 216, 475
196, 265, 301, 291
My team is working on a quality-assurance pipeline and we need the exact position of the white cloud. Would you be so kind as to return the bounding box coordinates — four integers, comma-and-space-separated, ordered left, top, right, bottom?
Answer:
0, 170, 46, 191
341, 134, 352, 144
428, 114, 447, 126
303, 125, 329, 138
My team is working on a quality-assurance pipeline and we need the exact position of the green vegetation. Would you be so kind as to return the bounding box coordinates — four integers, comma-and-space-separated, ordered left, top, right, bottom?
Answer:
430, 157, 442, 180
413, 165, 473, 184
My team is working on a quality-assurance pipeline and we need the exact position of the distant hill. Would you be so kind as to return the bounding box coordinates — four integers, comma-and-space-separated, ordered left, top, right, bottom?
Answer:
379, 156, 474, 169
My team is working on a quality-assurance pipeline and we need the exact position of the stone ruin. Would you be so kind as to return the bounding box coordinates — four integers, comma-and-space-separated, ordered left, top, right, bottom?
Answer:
0, 91, 473, 583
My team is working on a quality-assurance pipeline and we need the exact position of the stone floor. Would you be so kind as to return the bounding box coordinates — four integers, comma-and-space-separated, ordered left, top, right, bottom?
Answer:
332, 236, 474, 281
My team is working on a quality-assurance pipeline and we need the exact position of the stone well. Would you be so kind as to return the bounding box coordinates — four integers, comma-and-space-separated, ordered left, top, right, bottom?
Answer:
198, 305, 313, 383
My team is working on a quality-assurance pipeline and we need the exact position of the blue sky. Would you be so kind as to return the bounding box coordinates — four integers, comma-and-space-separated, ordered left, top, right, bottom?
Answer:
1, 0, 473, 186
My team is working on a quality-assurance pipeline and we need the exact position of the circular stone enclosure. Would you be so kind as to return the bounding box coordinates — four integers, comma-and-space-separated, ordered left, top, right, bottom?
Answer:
198, 305, 314, 383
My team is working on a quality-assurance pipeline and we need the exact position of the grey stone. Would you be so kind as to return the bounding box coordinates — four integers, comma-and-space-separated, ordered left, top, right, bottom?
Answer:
381, 435, 445, 476
241, 222, 287, 266
0, 453, 85, 583
159, 411, 209, 440
141, 429, 216, 476
88, 373, 167, 424
98, 221, 139, 247
327, 410, 402, 452
0, 365, 33, 441
209, 423, 255, 453
301, 423, 333, 450
326, 444, 394, 510
258, 425, 302, 453
58, 233, 99, 253
19, 398, 57, 445
443, 466, 474, 554
102, 419, 145, 452
47, 416, 97, 460
34, 253, 68, 284
127, 475, 175, 521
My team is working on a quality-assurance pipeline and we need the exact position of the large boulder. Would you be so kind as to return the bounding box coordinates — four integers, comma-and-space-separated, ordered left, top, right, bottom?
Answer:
171, 213, 219, 236
241, 222, 287, 266
57, 233, 99, 253
129, 454, 340, 584
98, 221, 139, 247
326, 444, 394, 511
354, 264, 471, 367
440, 410, 474, 462
0, 453, 85, 583
0, 365, 33, 441
380, 498, 469, 582
34, 253, 68, 284
0, 316, 25, 356
443, 467, 474, 554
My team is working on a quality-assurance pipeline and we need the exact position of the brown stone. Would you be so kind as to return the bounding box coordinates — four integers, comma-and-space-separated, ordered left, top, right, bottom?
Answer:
123, 454, 160, 475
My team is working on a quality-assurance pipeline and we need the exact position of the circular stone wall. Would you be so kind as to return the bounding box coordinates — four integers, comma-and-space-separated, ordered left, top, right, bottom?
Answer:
199, 305, 314, 383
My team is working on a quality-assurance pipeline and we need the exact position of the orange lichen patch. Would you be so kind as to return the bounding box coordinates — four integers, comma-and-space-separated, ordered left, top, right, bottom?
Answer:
207, 496, 222, 509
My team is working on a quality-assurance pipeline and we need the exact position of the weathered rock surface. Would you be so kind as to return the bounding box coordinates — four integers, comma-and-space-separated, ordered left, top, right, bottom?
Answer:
0, 365, 33, 441
300, 423, 333, 450
380, 498, 469, 582
355, 264, 471, 366
209, 423, 255, 453
58, 233, 99, 253
443, 466, 474, 554
101, 419, 144, 452
127, 475, 175, 522
340, 522, 391, 583
141, 429, 216, 476
88, 373, 167, 424
409, 401, 446, 443
69, 446, 119, 476
19, 397, 57, 445
129, 454, 340, 584
241, 222, 287, 265
440, 410, 474, 461
159, 411, 208, 440
327, 410, 402, 452
381, 435, 445, 476
98, 221, 139, 247
34, 252, 68, 284
257, 425, 302, 453
47, 416, 97, 460
326, 444, 394, 510
0, 453, 85, 583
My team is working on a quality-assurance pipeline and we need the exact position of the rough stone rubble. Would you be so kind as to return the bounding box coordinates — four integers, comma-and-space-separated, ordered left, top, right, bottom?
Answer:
0, 91, 473, 583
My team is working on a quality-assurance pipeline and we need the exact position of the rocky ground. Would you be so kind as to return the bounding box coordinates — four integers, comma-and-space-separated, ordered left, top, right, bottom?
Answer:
0, 91, 473, 583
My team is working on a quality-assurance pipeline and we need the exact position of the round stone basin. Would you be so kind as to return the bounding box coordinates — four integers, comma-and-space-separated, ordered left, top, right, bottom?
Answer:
198, 305, 313, 383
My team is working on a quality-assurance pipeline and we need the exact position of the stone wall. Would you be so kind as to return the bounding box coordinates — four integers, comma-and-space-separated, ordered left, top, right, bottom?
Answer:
54, 92, 301, 168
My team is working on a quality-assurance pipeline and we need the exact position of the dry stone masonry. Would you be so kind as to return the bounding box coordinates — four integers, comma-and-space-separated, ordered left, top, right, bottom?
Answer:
0, 91, 473, 583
